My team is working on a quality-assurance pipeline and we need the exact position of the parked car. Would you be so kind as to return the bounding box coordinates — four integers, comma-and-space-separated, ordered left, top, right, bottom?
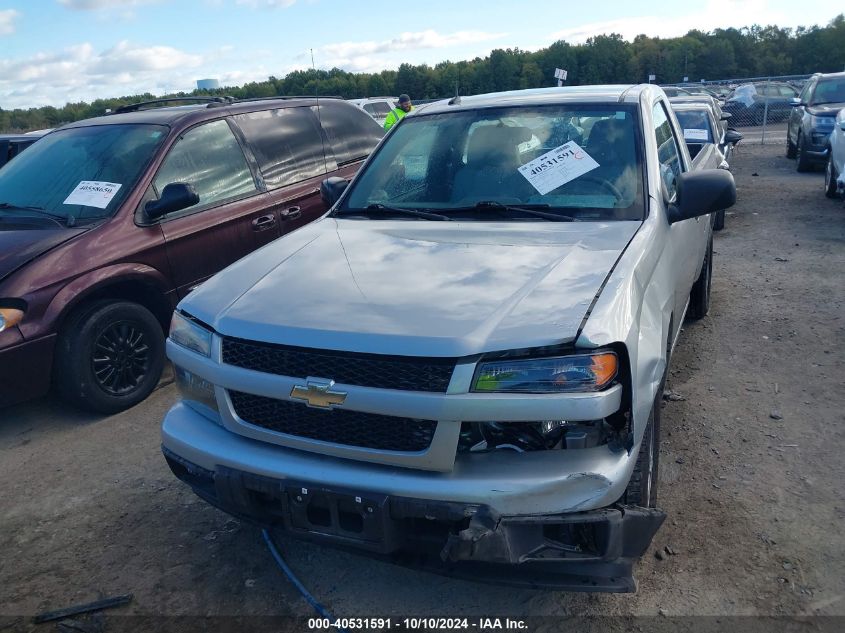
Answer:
660, 86, 693, 97
347, 97, 398, 126
0, 96, 383, 412
677, 85, 721, 100
669, 98, 743, 230
825, 108, 845, 201
0, 130, 50, 168
787, 71, 845, 172
723, 82, 799, 126
161, 85, 735, 591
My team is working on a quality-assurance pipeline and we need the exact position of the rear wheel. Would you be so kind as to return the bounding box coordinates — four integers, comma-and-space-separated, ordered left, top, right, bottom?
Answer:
825, 153, 839, 198
687, 236, 713, 321
795, 132, 812, 172
54, 301, 165, 414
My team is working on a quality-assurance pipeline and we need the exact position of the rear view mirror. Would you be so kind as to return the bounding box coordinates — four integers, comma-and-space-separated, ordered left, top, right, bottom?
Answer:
720, 112, 732, 121
724, 129, 744, 145
145, 183, 199, 220
839, 120, 845, 132
320, 177, 349, 206
789, 97, 801, 106
667, 170, 736, 224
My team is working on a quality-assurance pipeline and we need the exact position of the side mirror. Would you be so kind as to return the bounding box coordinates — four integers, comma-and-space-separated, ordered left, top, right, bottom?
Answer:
724, 129, 744, 145
839, 120, 845, 132
320, 177, 349, 206
144, 183, 199, 220
720, 112, 732, 121
667, 170, 735, 224
789, 97, 801, 107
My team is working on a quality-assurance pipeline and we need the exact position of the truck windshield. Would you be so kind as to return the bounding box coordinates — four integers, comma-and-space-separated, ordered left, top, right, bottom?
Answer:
0, 124, 167, 225
339, 104, 645, 221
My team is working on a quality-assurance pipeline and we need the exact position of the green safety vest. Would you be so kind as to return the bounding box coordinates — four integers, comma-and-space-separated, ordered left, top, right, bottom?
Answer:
384, 106, 412, 131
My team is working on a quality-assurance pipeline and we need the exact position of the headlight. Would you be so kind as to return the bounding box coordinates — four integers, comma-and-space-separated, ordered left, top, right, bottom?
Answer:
0, 307, 25, 333
175, 364, 220, 423
169, 311, 213, 357
810, 115, 835, 130
473, 351, 618, 393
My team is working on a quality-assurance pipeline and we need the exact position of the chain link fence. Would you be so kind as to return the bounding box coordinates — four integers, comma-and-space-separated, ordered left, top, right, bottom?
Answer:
665, 74, 814, 144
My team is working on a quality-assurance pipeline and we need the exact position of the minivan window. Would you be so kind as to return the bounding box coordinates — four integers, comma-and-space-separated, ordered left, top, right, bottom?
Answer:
340, 104, 645, 221
153, 119, 257, 213
316, 101, 384, 166
233, 107, 328, 188
0, 124, 167, 224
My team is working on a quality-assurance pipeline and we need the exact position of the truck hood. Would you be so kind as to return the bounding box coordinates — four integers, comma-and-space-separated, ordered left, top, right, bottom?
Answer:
186, 219, 640, 357
0, 224, 89, 283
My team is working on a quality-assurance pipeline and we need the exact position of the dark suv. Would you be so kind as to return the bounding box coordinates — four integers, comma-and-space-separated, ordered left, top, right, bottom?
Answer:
787, 71, 845, 171
0, 96, 383, 412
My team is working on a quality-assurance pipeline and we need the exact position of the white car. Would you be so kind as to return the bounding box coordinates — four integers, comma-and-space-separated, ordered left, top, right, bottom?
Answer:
347, 97, 397, 126
825, 108, 845, 201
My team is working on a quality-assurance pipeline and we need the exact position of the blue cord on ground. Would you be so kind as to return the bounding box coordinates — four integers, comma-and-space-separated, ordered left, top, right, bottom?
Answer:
261, 528, 350, 633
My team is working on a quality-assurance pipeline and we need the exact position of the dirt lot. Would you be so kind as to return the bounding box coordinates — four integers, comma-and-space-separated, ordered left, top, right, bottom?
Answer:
1, 138, 844, 631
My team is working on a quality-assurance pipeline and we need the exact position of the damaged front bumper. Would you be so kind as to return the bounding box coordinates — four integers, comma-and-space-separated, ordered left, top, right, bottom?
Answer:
163, 445, 665, 592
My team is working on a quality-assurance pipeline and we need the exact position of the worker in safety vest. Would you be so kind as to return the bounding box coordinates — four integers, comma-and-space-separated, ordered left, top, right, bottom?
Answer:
383, 94, 413, 131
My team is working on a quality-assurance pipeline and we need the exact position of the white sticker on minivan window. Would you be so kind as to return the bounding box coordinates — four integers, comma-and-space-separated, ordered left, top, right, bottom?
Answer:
63, 181, 122, 209
517, 142, 599, 195
683, 128, 709, 141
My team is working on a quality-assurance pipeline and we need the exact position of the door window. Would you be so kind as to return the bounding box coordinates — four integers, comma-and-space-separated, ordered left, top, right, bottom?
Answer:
234, 106, 328, 188
153, 119, 257, 214
653, 103, 683, 200
316, 101, 384, 166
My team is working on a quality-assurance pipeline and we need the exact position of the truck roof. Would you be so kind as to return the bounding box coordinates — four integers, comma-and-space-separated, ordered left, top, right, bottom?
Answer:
412, 85, 658, 116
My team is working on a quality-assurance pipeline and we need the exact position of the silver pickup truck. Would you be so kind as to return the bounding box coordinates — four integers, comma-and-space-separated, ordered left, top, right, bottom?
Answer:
161, 85, 735, 592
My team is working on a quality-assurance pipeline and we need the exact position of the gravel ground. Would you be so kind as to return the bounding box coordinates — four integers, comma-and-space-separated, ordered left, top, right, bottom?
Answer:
1, 140, 844, 631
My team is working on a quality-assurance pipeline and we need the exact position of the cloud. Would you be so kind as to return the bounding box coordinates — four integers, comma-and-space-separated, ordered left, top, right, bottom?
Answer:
549, 0, 791, 43
313, 29, 506, 72
235, 0, 296, 7
0, 9, 20, 35
57, 0, 161, 8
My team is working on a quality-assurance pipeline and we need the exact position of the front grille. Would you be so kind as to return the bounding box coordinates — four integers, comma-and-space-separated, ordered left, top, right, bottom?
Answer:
230, 391, 437, 452
222, 336, 455, 392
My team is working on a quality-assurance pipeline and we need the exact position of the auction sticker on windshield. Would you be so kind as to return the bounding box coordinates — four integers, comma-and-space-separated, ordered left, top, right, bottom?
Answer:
518, 141, 599, 195
63, 181, 122, 209
683, 129, 709, 141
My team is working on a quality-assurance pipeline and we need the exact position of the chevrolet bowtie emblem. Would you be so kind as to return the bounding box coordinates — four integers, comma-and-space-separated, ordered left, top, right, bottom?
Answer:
290, 377, 347, 409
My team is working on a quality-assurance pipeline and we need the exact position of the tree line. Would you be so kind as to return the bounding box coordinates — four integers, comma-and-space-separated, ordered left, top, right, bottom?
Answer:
1, 15, 843, 133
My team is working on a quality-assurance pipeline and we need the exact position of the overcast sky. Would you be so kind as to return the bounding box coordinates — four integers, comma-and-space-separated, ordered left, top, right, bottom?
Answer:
0, 0, 840, 109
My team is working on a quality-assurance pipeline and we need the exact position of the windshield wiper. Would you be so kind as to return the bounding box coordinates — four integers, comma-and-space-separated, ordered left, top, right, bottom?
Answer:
465, 201, 580, 222
340, 204, 453, 221
0, 202, 68, 226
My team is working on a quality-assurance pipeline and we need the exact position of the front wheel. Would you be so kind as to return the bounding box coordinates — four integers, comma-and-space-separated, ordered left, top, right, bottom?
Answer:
825, 153, 839, 198
786, 132, 797, 159
624, 391, 661, 507
713, 209, 725, 231
687, 237, 713, 321
795, 132, 812, 172
54, 301, 165, 414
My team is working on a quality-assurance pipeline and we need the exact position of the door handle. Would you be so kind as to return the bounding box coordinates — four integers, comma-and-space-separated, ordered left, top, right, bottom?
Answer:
251, 214, 277, 231
280, 206, 302, 220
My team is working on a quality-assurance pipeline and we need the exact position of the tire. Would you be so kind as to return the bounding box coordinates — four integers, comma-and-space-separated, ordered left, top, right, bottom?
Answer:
624, 390, 661, 507
786, 132, 797, 159
795, 132, 812, 173
687, 236, 712, 321
825, 153, 839, 198
713, 209, 725, 231
54, 301, 165, 414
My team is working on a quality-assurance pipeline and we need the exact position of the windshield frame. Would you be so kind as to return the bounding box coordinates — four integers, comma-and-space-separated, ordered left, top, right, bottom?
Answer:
334, 102, 647, 222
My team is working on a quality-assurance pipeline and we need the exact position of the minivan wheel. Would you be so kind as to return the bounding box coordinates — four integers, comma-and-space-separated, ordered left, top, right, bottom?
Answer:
624, 390, 661, 508
825, 153, 839, 198
54, 301, 165, 414
687, 236, 712, 321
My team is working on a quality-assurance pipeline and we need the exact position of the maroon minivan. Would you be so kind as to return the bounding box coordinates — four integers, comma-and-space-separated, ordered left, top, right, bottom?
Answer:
0, 96, 383, 412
